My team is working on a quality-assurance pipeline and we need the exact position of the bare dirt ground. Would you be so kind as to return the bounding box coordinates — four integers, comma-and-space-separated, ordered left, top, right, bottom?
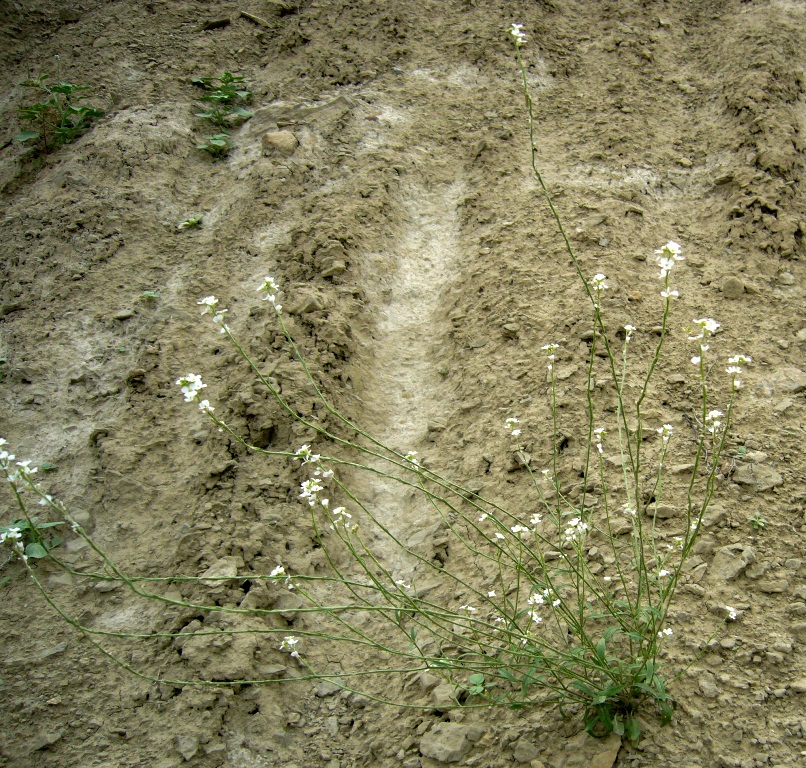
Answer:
2, 1, 806, 766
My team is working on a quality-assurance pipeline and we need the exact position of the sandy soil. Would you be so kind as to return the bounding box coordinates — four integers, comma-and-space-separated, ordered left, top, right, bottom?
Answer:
2, 1, 806, 766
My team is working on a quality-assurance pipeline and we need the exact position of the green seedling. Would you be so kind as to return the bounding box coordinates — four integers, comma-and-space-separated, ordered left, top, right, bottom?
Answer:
749, 511, 767, 531
177, 213, 203, 230
192, 72, 252, 127
15, 74, 103, 152
197, 133, 231, 158
0, 518, 63, 560
39, 462, 58, 472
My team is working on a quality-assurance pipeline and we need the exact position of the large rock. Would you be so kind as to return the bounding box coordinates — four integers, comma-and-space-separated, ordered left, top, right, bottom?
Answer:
732, 463, 783, 491
710, 544, 756, 581
420, 723, 472, 763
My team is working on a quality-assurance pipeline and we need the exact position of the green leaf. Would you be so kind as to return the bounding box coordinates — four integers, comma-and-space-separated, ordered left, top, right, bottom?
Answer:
25, 542, 48, 558
468, 674, 484, 686
625, 716, 641, 742
14, 130, 40, 143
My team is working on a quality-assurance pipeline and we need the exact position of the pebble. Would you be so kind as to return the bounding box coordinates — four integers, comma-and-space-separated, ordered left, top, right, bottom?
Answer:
732, 463, 783, 491
419, 723, 472, 763
176, 733, 199, 761
710, 544, 756, 581
262, 130, 299, 156
513, 738, 540, 763
699, 671, 720, 698
790, 679, 806, 693
722, 276, 745, 299
315, 680, 343, 697
199, 557, 241, 587
778, 272, 795, 285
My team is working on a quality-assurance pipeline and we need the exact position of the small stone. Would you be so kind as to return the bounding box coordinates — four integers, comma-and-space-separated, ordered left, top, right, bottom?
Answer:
790, 679, 806, 693
591, 734, 622, 768
321, 259, 346, 277
176, 734, 199, 761
796, 328, 806, 342
699, 671, 720, 698
502, 323, 521, 339
289, 293, 325, 314
113, 309, 135, 320
199, 557, 241, 588
315, 680, 343, 697
513, 737, 540, 763
31, 730, 63, 751
762, 367, 806, 394
722, 276, 745, 299
262, 130, 299, 156
420, 723, 472, 763
757, 579, 789, 594
648, 504, 676, 519
702, 505, 727, 527
778, 272, 795, 285
732, 464, 784, 491
710, 544, 756, 581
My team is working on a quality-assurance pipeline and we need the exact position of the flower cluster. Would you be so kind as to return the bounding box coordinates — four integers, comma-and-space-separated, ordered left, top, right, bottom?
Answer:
564, 516, 589, 543
542, 343, 558, 373
197, 295, 229, 334
657, 627, 673, 639
656, 241, 684, 299
176, 373, 207, 404
257, 276, 282, 314
591, 273, 608, 308
505, 417, 521, 437
279, 635, 301, 659
526, 588, 561, 625
689, 317, 719, 365
593, 427, 606, 455
656, 423, 674, 444
624, 324, 636, 343
509, 22, 527, 47
726, 354, 752, 390
704, 409, 724, 436
269, 564, 295, 590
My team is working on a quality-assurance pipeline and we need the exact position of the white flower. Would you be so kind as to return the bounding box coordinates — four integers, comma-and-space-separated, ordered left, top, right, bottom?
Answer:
487, 590, 496, 598
198, 399, 214, 413
270, 565, 286, 578
279, 636, 300, 658
257, 276, 282, 313
197, 296, 218, 315
541, 343, 559, 353
299, 478, 324, 506
528, 611, 543, 624
728, 354, 752, 365
395, 579, 412, 590
660, 289, 679, 299
511, 524, 530, 538
623, 506, 637, 517
509, 22, 527, 47
657, 423, 674, 442
176, 373, 206, 402
691, 355, 701, 365
657, 256, 676, 279
529, 513, 542, 526
656, 241, 683, 259
658, 569, 671, 578
294, 445, 320, 465
478, 513, 488, 522
459, 604, 477, 613
657, 627, 673, 638
624, 324, 636, 342
528, 593, 545, 606
725, 605, 738, 621
705, 409, 724, 435
404, 451, 420, 466
564, 517, 589, 543
511, 429, 522, 437
494, 532, 505, 540
690, 318, 720, 339
591, 273, 608, 290
0, 527, 22, 545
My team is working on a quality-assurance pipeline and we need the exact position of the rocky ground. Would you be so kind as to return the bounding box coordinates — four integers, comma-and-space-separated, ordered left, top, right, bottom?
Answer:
1, 1, 806, 766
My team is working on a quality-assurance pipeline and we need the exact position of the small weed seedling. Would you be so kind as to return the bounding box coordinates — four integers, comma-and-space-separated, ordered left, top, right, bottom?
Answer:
749, 511, 767, 531
197, 133, 231, 159
192, 72, 253, 127
15, 74, 103, 152
141, 291, 161, 301
177, 213, 204, 230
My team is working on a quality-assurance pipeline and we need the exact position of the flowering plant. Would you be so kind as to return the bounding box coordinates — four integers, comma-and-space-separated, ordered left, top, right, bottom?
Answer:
0, 23, 750, 747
